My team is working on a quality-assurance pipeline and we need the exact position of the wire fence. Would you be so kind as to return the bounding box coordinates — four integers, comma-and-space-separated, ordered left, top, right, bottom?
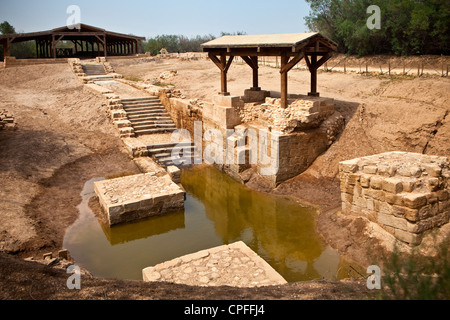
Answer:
232, 55, 449, 77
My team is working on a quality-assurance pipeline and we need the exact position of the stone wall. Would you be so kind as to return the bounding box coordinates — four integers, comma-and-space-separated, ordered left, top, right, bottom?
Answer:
158, 91, 344, 187
4, 56, 68, 68
339, 152, 450, 245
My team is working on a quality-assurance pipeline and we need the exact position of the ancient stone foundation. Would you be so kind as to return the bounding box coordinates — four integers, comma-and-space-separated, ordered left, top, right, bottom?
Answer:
94, 173, 185, 226
142, 241, 287, 287
339, 152, 450, 245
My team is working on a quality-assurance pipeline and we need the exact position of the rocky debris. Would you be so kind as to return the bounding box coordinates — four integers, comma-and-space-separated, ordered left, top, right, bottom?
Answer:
68, 58, 85, 77
143, 241, 287, 287
0, 109, 17, 131
159, 70, 177, 80
259, 96, 336, 133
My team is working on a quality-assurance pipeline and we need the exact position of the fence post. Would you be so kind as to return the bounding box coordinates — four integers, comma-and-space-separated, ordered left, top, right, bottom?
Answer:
366, 62, 368, 75
388, 60, 391, 76
344, 59, 346, 73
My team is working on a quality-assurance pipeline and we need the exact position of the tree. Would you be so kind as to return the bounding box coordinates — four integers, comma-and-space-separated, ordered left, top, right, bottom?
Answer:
0, 21, 16, 34
304, 0, 450, 55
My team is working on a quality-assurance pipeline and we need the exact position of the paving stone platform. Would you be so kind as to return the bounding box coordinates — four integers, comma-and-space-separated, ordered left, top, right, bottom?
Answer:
94, 173, 185, 226
142, 241, 287, 287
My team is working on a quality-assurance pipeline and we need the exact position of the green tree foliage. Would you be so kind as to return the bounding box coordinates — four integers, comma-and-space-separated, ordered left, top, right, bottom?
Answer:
0, 21, 16, 34
143, 34, 216, 55
1, 21, 36, 60
304, 0, 450, 55
380, 239, 450, 300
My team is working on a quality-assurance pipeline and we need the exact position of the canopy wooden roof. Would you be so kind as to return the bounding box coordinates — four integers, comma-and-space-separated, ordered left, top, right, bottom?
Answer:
0, 24, 145, 58
202, 33, 338, 108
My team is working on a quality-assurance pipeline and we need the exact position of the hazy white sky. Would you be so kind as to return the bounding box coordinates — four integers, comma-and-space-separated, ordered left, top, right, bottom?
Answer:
0, 0, 312, 38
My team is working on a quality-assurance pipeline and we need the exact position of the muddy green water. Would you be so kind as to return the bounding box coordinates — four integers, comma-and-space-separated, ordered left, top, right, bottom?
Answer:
63, 165, 354, 282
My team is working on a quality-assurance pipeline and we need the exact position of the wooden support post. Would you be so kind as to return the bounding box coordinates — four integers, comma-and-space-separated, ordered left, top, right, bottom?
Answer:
280, 51, 288, 108
3, 37, 16, 57
251, 56, 259, 89
308, 54, 319, 97
220, 54, 228, 95
52, 35, 56, 58
103, 35, 107, 57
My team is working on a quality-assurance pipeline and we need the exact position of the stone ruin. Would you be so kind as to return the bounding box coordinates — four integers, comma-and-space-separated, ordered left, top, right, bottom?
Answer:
94, 172, 185, 226
198, 92, 344, 186
339, 151, 450, 245
0, 109, 16, 131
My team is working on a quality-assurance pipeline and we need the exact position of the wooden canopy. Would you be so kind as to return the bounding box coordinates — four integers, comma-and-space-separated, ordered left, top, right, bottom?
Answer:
0, 24, 145, 59
201, 33, 338, 108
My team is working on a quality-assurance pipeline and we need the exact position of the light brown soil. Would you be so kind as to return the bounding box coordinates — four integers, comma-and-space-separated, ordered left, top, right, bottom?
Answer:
0, 56, 449, 300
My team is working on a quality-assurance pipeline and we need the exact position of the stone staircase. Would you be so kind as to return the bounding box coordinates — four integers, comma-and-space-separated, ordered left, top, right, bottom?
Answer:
147, 142, 198, 167
81, 63, 114, 81
82, 64, 106, 76
121, 97, 177, 136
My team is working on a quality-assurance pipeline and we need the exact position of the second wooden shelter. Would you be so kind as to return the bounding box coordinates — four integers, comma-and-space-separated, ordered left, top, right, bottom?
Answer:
202, 33, 338, 108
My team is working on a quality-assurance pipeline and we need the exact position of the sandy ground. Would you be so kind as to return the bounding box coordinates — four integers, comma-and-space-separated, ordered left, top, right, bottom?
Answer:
0, 56, 449, 300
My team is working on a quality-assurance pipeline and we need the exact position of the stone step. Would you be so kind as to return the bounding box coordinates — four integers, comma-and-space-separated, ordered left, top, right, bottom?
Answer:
122, 102, 163, 108
134, 128, 177, 135
126, 109, 168, 116
127, 114, 170, 121
123, 106, 165, 112
150, 146, 196, 157
131, 119, 174, 126
156, 156, 198, 167
82, 65, 106, 75
128, 116, 172, 123
120, 97, 159, 104
147, 141, 193, 149
133, 123, 176, 130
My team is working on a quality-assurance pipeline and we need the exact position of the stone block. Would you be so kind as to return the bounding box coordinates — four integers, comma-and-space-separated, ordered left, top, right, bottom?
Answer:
369, 175, 383, 190
394, 229, 422, 245
363, 166, 378, 174
167, 165, 181, 184
360, 174, 371, 188
382, 177, 403, 194
378, 212, 407, 231
94, 173, 185, 226
401, 193, 428, 209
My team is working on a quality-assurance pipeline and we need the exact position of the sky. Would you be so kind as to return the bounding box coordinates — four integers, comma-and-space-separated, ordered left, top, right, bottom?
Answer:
0, 0, 312, 39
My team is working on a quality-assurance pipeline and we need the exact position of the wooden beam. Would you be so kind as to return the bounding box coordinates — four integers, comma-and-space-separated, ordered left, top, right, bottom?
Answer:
241, 56, 255, 69
280, 52, 305, 74
224, 55, 234, 73
312, 52, 331, 69
208, 52, 224, 71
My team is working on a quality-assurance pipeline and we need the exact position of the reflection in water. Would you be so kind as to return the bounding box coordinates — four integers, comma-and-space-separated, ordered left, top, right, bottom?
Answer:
64, 166, 354, 281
